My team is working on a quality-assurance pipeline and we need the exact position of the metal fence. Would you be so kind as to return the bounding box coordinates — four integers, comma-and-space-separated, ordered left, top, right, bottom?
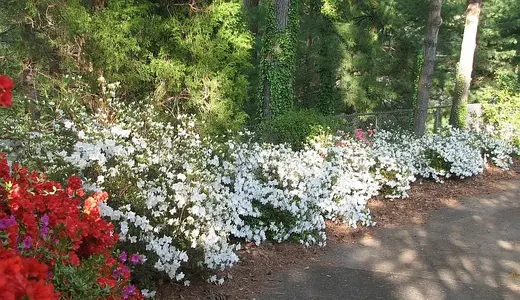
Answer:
342, 105, 453, 132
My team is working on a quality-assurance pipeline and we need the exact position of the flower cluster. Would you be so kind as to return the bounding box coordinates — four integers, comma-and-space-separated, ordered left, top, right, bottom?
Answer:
0, 154, 144, 299
0, 75, 14, 107
30, 106, 380, 281
0, 252, 58, 299
353, 128, 375, 144
470, 131, 514, 169
307, 133, 379, 224
371, 127, 514, 186
1, 98, 516, 285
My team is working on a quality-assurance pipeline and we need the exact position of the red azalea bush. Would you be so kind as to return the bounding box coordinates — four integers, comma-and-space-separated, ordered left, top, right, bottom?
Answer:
0, 75, 14, 107
0, 153, 144, 299
0, 253, 58, 299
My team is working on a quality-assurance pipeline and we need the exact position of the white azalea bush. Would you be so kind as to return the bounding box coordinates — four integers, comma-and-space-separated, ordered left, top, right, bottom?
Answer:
372, 155, 416, 199
1, 98, 517, 285
56, 112, 384, 280
307, 133, 378, 224
368, 132, 418, 198
228, 142, 328, 246
420, 128, 515, 178
469, 131, 514, 169
58, 107, 248, 281
421, 129, 486, 179
369, 127, 515, 189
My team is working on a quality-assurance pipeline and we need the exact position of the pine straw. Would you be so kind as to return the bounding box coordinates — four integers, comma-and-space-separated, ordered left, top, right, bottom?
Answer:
158, 163, 520, 300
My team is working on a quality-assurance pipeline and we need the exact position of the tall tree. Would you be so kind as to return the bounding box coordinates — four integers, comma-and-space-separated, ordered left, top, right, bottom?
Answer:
259, 0, 300, 117
449, 0, 482, 128
413, 0, 443, 136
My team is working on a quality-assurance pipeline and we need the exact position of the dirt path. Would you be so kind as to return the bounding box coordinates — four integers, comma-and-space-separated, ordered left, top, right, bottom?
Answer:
160, 166, 520, 299
255, 179, 520, 299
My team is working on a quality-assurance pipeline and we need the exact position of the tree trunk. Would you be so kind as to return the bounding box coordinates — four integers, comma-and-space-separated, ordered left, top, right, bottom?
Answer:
275, 0, 290, 30
260, 0, 299, 118
262, 0, 291, 117
449, 0, 482, 128
413, 0, 443, 136
243, 0, 260, 34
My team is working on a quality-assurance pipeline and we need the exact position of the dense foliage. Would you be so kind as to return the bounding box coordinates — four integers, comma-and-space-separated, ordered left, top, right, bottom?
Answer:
2, 94, 516, 290
479, 74, 520, 148
1, 0, 518, 130
255, 109, 345, 149
0, 155, 144, 299
1, 0, 519, 296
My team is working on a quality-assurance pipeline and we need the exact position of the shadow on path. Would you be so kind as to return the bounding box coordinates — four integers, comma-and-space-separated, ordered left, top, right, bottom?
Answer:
255, 180, 520, 300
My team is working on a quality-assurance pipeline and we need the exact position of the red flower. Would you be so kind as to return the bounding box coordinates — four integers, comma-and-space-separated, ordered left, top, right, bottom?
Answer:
0, 253, 59, 299
1, 154, 141, 298
21, 279, 59, 300
67, 176, 82, 190
67, 251, 81, 266
0, 75, 14, 107
97, 276, 117, 289
23, 257, 49, 279
66, 176, 83, 196
0, 154, 10, 182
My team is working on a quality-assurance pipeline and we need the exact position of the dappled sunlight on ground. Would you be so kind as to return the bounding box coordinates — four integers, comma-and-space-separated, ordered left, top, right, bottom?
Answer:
162, 167, 520, 299
257, 178, 520, 300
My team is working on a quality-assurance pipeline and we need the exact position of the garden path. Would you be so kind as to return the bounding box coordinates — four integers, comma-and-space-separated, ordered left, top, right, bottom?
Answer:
254, 180, 520, 300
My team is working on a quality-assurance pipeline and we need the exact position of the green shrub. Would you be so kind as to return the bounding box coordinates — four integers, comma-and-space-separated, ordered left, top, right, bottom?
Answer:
478, 74, 520, 148
255, 110, 347, 150
424, 149, 451, 172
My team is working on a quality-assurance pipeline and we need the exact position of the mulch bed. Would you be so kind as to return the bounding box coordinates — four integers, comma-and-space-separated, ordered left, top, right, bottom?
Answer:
157, 163, 520, 300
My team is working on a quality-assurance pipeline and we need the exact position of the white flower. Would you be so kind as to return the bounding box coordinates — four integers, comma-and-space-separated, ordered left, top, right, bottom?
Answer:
177, 173, 187, 182
141, 289, 156, 298
8, 101, 513, 284
175, 272, 185, 281
63, 120, 74, 129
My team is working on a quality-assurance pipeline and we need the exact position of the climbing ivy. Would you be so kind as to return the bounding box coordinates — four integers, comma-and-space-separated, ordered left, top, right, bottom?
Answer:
411, 47, 424, 128
258, 0, 300, 117
316, 16, 338, 115
412, 48, 424, 107
450, 72, 468, 128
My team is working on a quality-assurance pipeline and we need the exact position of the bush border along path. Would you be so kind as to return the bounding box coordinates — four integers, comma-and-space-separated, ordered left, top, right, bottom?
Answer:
160, 163, 520, 299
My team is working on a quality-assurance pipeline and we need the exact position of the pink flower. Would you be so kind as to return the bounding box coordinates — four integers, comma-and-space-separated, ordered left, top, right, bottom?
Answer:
120, 251, 127, 263
123, 284, 136, 299
22, 236, 32, 249
354, 129, 367, 142
0, 215, 16, 229
130, 254, 143, 264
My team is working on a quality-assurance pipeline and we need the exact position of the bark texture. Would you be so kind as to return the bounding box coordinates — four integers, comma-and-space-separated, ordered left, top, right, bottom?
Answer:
413, 0, 443, 136
275, 0, 290, 30
450, 0, 482, 128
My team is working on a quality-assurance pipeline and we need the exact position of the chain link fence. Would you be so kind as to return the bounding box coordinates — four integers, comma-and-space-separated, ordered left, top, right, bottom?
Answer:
341, 105, 453, 132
